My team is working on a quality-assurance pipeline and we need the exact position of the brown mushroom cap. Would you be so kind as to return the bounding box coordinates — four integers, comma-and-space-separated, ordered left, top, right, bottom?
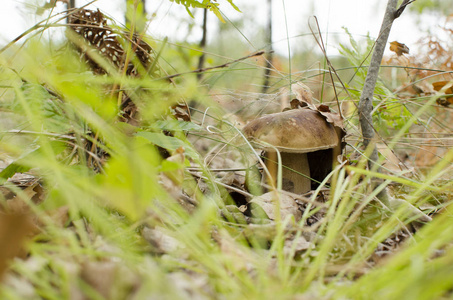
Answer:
243, 109, 339, 153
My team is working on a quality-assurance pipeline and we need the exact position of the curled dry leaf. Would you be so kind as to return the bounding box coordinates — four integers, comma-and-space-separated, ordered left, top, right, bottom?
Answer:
171, 103, 192, 122
388, 197, 432, 224
314, 105, 345, 134
291, 84, 345, 132
432, 81, 453, 107
289, 98, 307, 110
389, 41, 410, 56
1, 174, 46, 205
279, 83, 314, 111
292, 83, 314, 104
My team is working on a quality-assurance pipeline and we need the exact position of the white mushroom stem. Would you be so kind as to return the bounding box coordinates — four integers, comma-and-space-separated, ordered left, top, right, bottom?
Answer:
264, 152, 311, 194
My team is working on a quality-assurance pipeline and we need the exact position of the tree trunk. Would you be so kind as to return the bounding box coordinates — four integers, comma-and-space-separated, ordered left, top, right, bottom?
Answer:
197, 8, 208, 81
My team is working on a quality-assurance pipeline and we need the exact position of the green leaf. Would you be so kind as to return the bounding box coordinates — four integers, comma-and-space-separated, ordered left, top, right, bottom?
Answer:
160, 159, 183, 172
226, 0, 241, 12
0, 162, 31, 184
209, 6, 225, 23
168, 0, 239, 21
136, 131, 199, 159
0, 141, 67, 184
99, 144, 162, 221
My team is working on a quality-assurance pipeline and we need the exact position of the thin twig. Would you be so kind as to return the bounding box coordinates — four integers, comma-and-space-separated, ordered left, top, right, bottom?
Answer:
160, 51, 265, 80
358, 0, 415, 204
261, 0, 273, 93
308, 17, 344, 118
2, 129, 77, 140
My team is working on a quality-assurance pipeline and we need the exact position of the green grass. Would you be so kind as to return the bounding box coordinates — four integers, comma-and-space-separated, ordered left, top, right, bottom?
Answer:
1, 4, 453, 300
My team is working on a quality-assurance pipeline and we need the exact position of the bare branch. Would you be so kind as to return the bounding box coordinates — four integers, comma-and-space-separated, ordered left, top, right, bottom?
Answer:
395, 0, 416, 18
358, 0, 400, 204
161, 51, 265, 81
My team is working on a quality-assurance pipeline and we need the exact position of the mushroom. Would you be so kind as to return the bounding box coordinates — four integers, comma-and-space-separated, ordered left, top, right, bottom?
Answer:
243, 108, 340, 194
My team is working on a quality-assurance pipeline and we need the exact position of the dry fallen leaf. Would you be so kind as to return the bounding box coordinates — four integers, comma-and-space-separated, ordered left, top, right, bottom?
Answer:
292, 83, 314, 104
250, 191, 302, 222
290, 83, 345, 133
388, 197, 432, 224
389, 41, 410, 56
142, 226, 184, 254
0, 213, 34, 279
284, 236, 312, 258
432, 81, 453, 107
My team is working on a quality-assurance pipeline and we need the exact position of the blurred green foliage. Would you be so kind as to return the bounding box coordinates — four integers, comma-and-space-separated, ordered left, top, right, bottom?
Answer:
409, 0, 452, 15
338, 28, 412, 135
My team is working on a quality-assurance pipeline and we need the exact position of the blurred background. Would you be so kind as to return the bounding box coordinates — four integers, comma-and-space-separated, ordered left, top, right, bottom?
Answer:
1, 0, 449, 55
